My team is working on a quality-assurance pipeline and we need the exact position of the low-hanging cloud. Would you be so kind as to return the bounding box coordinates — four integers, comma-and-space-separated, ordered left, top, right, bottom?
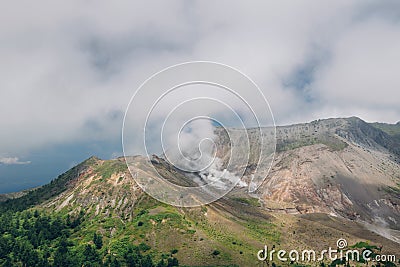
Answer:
0, 157, 31, 165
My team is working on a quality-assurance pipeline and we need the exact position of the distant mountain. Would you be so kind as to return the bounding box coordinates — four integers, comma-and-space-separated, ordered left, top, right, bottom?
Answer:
0, 188, 30, 202
1, 117, 399, 266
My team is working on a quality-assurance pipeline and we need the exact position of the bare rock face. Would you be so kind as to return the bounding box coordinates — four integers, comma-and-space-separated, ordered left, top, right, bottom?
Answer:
259, 142, 400, 228
237, 117, 400, 230
211, 117, 400, 230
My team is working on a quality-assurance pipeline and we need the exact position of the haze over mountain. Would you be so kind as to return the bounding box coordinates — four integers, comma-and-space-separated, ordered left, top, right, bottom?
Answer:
1, 117, 399, 266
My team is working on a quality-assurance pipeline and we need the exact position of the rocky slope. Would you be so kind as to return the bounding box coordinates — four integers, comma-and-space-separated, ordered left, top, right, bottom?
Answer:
210, 117, 400, 231
248, 118, 400, 230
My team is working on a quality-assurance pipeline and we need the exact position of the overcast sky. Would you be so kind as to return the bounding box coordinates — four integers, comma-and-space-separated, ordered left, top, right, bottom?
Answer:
1, 1, 400, 193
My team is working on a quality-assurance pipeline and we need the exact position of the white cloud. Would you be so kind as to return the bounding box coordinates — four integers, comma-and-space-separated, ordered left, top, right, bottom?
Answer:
313, 19, 400, 114
0, 157, 31, 165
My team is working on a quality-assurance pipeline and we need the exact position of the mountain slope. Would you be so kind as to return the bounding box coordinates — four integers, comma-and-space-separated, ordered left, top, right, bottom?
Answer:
15, 154, 398, 266
256, 118, 400, 230
0, 156, 100, 211
211, 117, 400, 231
1, 117, 400, 266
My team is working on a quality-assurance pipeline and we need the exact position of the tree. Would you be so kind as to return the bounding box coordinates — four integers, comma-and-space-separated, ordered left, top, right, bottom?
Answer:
2, 256, 13, 267
141, 255, 153, 267
167, 257, 179, 267
105, 255, 121, 267
110, 257, 121, 267
124, 247, 141, 267
156, 259, 167, 267
19, 240, 40, 267
54, 237, 72, 267
82, 244, 101, 266
93, 232, 103, 249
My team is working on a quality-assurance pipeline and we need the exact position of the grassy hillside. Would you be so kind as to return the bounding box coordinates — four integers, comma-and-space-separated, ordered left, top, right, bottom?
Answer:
370, 122, 400, 143
2, 192, 398, 266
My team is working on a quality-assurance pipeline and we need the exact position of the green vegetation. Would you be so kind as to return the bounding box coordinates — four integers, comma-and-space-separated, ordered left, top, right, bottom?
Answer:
2, 153, 397, 266
0, 209, 77, 266
0, 208, 179, 266
0, 161, 185, 266
371, 122, 400, 138
383, 183, 400, 197
350, 241, 378, 250
277, 139, 319, 152
346, 242, 397, 266
239, 219, 280, 244
231, 197, 260, 207
93, 232, 103, 249
371, 122, 400, 148
95, 160, 127, 180
277, 135, 348, 152
212, 250, 220, 256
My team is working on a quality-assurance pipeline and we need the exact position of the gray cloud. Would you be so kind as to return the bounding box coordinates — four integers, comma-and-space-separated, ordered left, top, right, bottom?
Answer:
0, 0, 399, 160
